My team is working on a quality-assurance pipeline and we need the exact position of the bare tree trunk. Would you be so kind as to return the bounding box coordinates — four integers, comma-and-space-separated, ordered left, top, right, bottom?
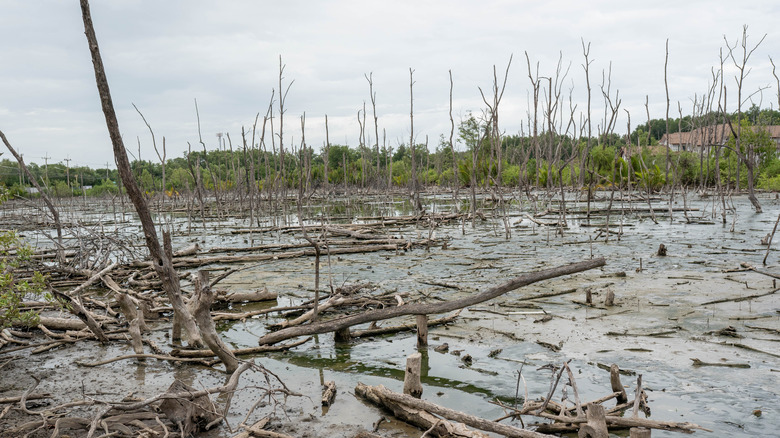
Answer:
79, 0, 202, 347
409, 68, 421, 212
366, 73, 381, 187
0, 131, 65, 265
448, 70, 459, 207
192, 271, 238, 373
324, 114, 330, 190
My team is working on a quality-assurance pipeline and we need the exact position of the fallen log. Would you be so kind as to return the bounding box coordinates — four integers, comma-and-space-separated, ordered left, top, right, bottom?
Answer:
132, 244, 399, 269
351, 311, 461, 338
50, 291, 108, 343
355, 383, 552, 438
217, 288, 277, 303
322, 381, 337, 406
170, 337, 311, 358
257, 257, 605, 345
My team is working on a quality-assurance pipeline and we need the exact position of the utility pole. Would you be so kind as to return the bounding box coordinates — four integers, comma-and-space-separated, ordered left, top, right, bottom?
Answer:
42, 154, 51, 186
105, 162, 110, 181
64, 157, 72, 188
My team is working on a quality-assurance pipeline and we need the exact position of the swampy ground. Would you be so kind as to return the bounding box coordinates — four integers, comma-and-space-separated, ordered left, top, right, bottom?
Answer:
1, 191, 778, 437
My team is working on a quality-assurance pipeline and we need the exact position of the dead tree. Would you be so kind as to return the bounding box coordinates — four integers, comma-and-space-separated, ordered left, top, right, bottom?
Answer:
79, 0, 203, 347
0, 131, 65, 265
133, 103, 166, 200
448, 70, 460, 207
724, 26, 767, 213
664, 39, 671, 183
409, 68, 422, 212
366, 72, 381, 186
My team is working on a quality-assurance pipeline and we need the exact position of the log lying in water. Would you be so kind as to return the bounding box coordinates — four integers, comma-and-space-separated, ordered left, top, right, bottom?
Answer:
355, 383, 552, 438
257, 257, 605, 345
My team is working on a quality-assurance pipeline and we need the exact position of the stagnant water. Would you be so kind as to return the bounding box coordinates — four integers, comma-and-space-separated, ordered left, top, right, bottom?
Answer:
3, 190, 779, 437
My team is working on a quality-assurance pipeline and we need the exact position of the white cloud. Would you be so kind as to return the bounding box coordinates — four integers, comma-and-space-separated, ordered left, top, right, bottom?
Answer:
0, 0, 778, 167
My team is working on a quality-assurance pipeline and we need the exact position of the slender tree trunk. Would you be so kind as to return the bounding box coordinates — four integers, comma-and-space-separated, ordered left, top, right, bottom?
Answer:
80, 0, 202, 347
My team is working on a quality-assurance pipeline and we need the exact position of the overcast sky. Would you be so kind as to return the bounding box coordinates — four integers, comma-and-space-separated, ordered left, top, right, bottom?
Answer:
1, 0, 779, 171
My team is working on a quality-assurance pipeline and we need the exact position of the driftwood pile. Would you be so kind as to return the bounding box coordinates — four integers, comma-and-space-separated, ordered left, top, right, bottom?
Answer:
1, 227, 606, 437
354, 360, 711, 438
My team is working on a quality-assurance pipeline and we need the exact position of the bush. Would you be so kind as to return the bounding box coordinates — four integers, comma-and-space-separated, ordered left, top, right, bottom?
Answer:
86, 179, 119, 197
0, 230, 47, 329
502, 164, 520, 186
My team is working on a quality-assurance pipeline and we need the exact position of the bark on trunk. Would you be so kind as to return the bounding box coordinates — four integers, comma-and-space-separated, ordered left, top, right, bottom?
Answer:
79, 0, 202, 347
191, 271, 239, 373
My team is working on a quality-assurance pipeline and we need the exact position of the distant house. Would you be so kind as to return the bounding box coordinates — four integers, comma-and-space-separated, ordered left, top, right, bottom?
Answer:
659, 124, 780, 152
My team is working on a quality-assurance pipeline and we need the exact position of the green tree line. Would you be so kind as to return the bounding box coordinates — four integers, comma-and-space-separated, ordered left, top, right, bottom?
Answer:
3, 107, 780, 197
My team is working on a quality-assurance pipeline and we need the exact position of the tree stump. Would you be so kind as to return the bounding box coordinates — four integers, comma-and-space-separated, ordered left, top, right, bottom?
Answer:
159, 380, 221, 435
334, 327, 351, 343
322, 381, 337, 406
610, 364, 629, 404
604, 289, 615, 307
416, 314, 429, 348
578, 403, 608, 438
403, 352, 423, 398
630, 427, 651, 438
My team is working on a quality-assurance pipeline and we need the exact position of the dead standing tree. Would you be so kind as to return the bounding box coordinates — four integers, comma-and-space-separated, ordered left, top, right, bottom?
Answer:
410, 68, 422, 212
79, 0, 203, 347
479, 55, 513, 239
448, 70, 460, 208
0, 131, 66, 265
723, 26, 767, 213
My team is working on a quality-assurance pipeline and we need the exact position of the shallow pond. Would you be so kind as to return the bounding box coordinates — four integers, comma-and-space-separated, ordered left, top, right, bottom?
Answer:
2, 190, 779, 437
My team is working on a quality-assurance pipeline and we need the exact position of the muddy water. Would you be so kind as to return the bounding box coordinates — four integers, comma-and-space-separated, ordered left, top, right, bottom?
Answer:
4, 191, 779, 437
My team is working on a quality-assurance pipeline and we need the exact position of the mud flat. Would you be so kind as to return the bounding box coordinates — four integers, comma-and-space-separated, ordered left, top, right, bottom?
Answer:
1, 192, 778, 437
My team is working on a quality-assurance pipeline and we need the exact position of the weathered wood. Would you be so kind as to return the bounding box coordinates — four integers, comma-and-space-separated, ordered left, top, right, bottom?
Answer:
322, 381, 337, 406
610, 364, 629, 404
0, 130, 65, 264
52, 290, 108, 344
232, 419, 295, 438
80, 0, 203, 348
403, 353, 423, 398
334, 326, 352, 343
272, 295, 349, 330
159, 380, 222, 435
604, 289, 615, 307
231, 417, 269, 438
630, 427, 651, 438
173, 243, 200, 257
116, 292, 143, 355
0, 393, 51, 404
351, 311, 460, 338
37, 317, 87, 331
257, 257, 605, 345
416, 314, 429, 347
170, 337, 310, 358
219, 288, 277, 303
355, 383, 553, 438
191, 271, 239, 373
131, 244, 399, 268
578, 403, 608, 438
